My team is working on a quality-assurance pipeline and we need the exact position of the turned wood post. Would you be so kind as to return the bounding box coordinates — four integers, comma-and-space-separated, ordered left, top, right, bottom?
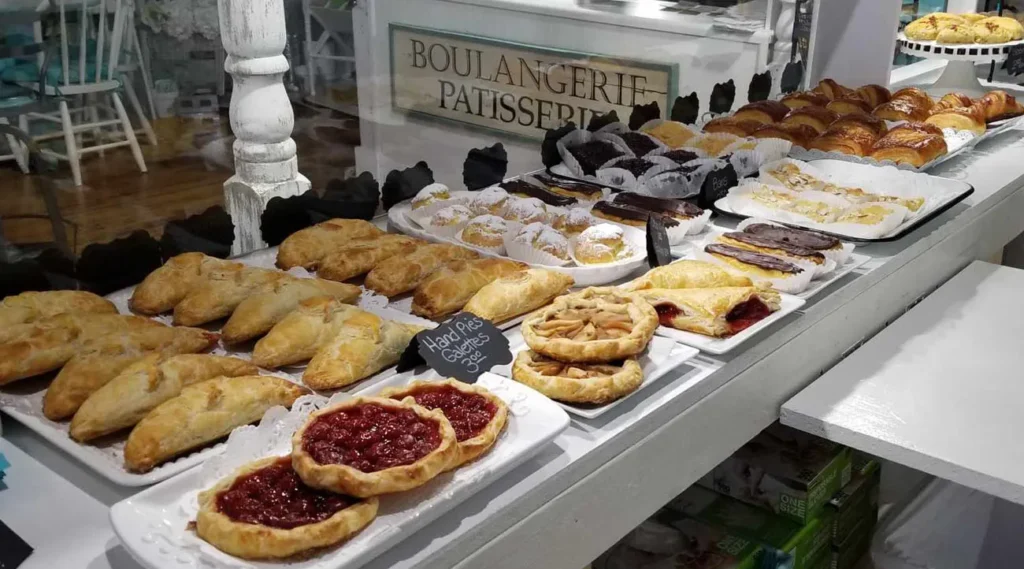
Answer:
219, 0, 310, 255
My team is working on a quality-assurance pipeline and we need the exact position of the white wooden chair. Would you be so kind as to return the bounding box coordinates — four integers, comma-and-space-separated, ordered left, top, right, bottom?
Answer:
22, 0, 151, 186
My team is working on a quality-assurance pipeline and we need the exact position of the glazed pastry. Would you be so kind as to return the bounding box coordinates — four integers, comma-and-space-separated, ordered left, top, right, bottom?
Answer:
276, 219, 384, 270
551, 208, 597, 235
854, 84, 892, 107
615, 132, 662, 157
42, 325, 219, 420
829, 113, 888, 137
521, 288, 658, 363
463, 268, 574, 323
173, 265, 288, 326
0, 314, 165, 385
732, 100, 791, 124
195, 456, 378, 559
780, 90, 831, 109
924, 105, 987, 135
977, 90, 1023, 121
636, 287, 782, 337
717, 232, 826, 267
870, 125, 948, 167
701, 117, 764, 137
500, 179, 578, 207
317, 234, 422, 282
574, 224, 634, 264
533, 173, 605, 201
613, 193, 705, 222
641, 121, 698, 148
0, 290, 116, 328
567, 140, 625, 175
932, 92, 974, 114
704, 243, 806, 281
512, 350, 643, 405
221, 277, 361, 344
935, 23, 974, 44
762, 162, 825, 192
502, 197, 548, 225
742, 223, 842, 253
510, 223, 571, 263
380, 379, 508, 469
291, 396, 459, 497
826, 97, 873, 116
812, 79, 853, 101
469, 186, 511, 215
364, 244, 480, 297
751, 123, 818, 147
780, 106, 838, 134
303, 312, 423, 390
252, 298, 364, 368
809, 126, 878, 156
973, 16, 1024, 43
684, 133, 741, 157
130, 253, 239, 315
460, 215, 507, 250
873, 97, 932, 122
412, 258, 527, 320
70, 354, 257, 442
410, 183, 451, 210
591, 201, 680, 230
624, 260, 751, 291
124, 375, 308, 473
890, 87, 934, 110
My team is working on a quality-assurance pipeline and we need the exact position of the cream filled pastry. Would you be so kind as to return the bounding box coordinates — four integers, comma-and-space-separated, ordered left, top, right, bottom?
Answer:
411, 183, 451, 210
574, 224, 632, 264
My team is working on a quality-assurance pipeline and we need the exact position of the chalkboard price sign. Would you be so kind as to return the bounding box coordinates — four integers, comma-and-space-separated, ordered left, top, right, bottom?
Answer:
1006, 45, 1024, 76
414, 313, 512, 383
699, 162, 738, 209
646, 214, 673, 268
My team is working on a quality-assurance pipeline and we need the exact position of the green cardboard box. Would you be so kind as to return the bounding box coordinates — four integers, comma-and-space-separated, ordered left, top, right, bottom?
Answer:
827, 457, 880, 545
654, 509, 765, 569
830, 517, 874, 569
699, 423, 853, 525
669, 486, 834, 569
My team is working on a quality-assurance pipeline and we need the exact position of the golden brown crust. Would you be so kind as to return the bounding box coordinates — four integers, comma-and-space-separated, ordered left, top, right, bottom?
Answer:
195, 456, 379, 560
780, 91, 831, 109
291, 396, 459, 497
751, 123, 818, 147
812, 79, 853, 101
276, 219, 384, 270
0, 291, 117, 328
808, 126, 879, 156
636, 287, 781, 337
890, 87, 934, 110
462, 268, 574, 323
780, 106, 838, 134
379, 379, 509, 469
932, 92, 975, 114
870, 125, 948, 167
854, 84, 892, 108
924, 105, 987, 135
873, 97, 932, 122
130, 253, 240, 315
829, 113, 889, 137
701, 117, 764, 137
826, 97, 874, 117
364, 244, 480, 297
623, 260, 752, 290
222, 278, 360, 344
411, 258, 527, 320
732, 101, 791, 124
511, 350, 643, 404
302, 312, 423, 390
173, 265, 287, 327
316, 235, 423, 282
251, 298, 364, 369
977, 90, 1022, 121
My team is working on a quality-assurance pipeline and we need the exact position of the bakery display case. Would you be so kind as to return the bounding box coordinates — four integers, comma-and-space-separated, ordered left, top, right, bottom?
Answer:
6, 1, 1024, 569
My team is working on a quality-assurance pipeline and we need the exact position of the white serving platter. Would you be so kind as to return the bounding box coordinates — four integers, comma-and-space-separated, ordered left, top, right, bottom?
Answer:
653, 293, 805, 355
796, 253, 870, 300
491, 332, 699, 419
110, 372, 569, 569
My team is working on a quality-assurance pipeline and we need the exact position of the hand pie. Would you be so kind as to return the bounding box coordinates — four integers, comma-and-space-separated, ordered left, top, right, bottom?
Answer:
521, 288, 658, 363
221, 277, 361, 344
70, 354, 257, 442
316, 234, 422, 282
411, 258, 527, 320
291, 396, 458, 497
624, 260, 752, 291
380, 379, 508, 469
512, 350, 642, 404
124, 375, 308, 473
364, 243, 480, 297
0, 313, 164, 385
252, 298, 364, 368
173, 265, 287, 326
42, 325, 219, 420
195, 456, 379, 560
463, 268, 575, 324
276, 219, 384, 270
303, 312, 423, 390
637, 287, 782, 337
130, 253, 238, 315
0, 290, 116, 327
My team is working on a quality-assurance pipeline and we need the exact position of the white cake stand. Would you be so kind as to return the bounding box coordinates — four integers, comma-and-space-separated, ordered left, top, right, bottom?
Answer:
897, 32, 1024, 96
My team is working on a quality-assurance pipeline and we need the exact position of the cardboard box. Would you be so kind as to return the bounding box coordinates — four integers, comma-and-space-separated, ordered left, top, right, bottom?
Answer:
669, 486, 834, 569
827, 457, 880, 545
654, 509, 765, 569
699, 423, 853, 524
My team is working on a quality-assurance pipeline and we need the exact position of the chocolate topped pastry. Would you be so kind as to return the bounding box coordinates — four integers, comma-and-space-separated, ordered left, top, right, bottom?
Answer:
592, 201, 680, 227
613, 192, 704, 220
720, 232, 824, 261
608, 158, 657, 178
743, 223, 841, 250
500, 180, 578, 207
569, 141, 625, 175
533, 173, 605, 200
617, 132, 660, 157
659, 149, 701, 165
705, 243, 803, 274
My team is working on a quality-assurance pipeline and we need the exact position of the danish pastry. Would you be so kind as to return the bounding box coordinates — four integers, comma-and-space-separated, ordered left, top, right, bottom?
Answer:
701, 117, 764, 137
636, 286, 781, 337
780, 90, 830, 109
780, 106, 838, 134
732, 101, 791, 124
924, 104, 987, 135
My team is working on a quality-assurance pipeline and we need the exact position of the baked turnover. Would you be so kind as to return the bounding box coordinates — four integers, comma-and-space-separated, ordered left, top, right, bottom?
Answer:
637, 287, 782, 337
292, 396, 458, 497
196, 456, 378, 559
0, 290, 116, 327
624, 260, 752, 291
380, 379, 508, 469
512, 350, 643, 404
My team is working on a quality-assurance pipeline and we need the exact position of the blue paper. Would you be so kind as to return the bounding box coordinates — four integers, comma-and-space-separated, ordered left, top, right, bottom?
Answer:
0, 453, 8, 472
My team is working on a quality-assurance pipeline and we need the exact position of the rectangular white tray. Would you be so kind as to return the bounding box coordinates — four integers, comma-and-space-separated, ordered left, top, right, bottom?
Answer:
653, 293, 805, 355
491, 333, 699, 419
110, 372, 570, 569
796, 253, 870, 300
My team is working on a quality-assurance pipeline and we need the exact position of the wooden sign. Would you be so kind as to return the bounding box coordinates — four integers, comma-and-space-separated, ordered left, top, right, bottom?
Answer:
390, 24, 676, 141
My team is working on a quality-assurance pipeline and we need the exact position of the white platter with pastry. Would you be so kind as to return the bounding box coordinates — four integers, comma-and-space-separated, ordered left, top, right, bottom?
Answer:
111, 372, 569, 569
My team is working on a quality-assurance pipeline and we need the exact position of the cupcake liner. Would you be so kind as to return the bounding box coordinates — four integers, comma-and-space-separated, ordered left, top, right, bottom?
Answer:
637, 119, 700, 149
648, 146, 711, 163
682, 208, 713, 235
556, 129, 634, 180
596, 155, 677, 192
607, 130, 668, 157
694, 247, 816, 294
683, 132, 742, 157
735, 217, 856, 265
456, 227, 506, 256
504, 232, 572, 267
406, 197, 463, 227
425, 219, 468, 240
569, 224, 646, 267
641, 158, 725, 200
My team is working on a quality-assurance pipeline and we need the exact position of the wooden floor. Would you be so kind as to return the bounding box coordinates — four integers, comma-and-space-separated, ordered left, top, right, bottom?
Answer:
0, 103, 358, 254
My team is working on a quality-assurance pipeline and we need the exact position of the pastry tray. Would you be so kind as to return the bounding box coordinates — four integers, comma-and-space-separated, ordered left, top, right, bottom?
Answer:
653, 293, 806, 355
491, 333, 699, 419
110, 372, 570, 569
897, 31, 1024, 62
795, 253, 870, 300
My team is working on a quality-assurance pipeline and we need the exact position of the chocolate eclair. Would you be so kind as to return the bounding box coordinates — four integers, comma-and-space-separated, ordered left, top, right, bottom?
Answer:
616, 132, 660, 157
533, 173, 605, 200
705, 243, 803, 277
742, 223, 841, 252
718, 232, 825, 266
591, 201, 680, 228
500, 180, 578, 207
568, 141, 624, 175
613, 192, 704, 221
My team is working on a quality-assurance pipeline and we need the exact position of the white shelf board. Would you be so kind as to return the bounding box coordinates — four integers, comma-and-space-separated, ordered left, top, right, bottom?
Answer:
782, 261, 1024, 506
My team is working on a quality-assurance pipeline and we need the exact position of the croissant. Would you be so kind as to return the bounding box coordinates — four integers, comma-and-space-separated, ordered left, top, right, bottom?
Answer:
221, 277, 360, 344
977, 90, 1024, 121
890, 87, 933, 109
889, 122, 943, 137
808, 125, 879, 156
732, 101, 791, 124
780, 106, 838, 134
826, 97, 873, 117
751, 123, 818, 148
932, 93, 974, 114
854, 84, 891, 107
780, 90, 830, 109
812, 79, 853, 101
316, 234, 422, 282
830, 113, 888, 137
130, 253, 239, 315
702, 117, 764, 137
870, 126, 948, 168
924, 105, 987, 135
276, 219, 384, 270
0, 291, 116, 327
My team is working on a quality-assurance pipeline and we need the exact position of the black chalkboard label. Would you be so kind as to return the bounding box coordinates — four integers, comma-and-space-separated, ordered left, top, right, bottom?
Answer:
1006, 45, 1024, 76
646, 214, 673, 268
699, 163, 738, 209
414, 313, 512, 383
0, 520, 33, 569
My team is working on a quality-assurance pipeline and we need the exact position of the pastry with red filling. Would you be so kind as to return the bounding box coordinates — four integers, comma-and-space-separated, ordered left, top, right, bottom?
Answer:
291, 396, 458, 497
380, 379, 508, 469
637, 287, 781, 337
195, 456, 378, 559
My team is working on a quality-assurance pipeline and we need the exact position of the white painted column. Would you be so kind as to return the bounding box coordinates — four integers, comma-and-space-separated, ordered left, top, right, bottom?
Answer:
771, 0, 796, 65
219, 0, 311, 256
